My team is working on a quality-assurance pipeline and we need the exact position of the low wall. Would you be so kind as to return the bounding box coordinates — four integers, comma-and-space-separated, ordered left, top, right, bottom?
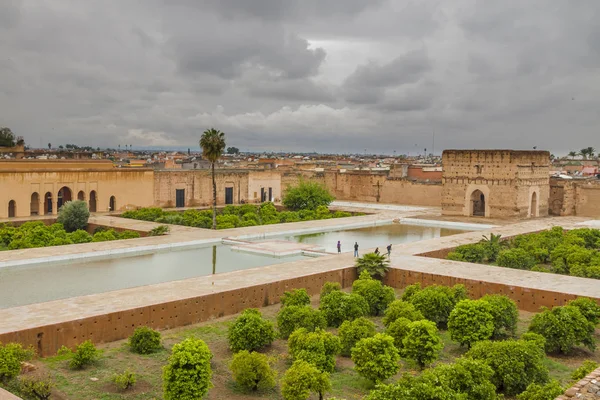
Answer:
557, 367, 600, 399
0, 267, 357, 357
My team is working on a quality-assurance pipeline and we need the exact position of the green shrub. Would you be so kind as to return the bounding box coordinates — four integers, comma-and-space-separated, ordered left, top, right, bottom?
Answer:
338, 317, 376, 357
112, 369, 137, 391
281, 360, 331, 400
382, 300, 424, 327
467, 339, 549, 396
404, 284, 467, 328
449, 243, 491, 263
92, 229, 119, 242
333, 210, 352, 218
355, 253, 390, 279
149, 225, 170, 236
570, 360, 599, 381
129, 326, 162, 354
277, 305, 327, 339
288, 328, 341, 373
69, 340, 99, 369
282, 180, 334, 211
281, 288, 311, 307
318, 290, 369, 327
567, 297, 600, 325
216, 214, 241, 228
119, 230, 140, 239
516, 380, 564, 400
315, 205, 333, 219
496, 248, 537, 270
230, 350, 276, 392
68, 229, 93, 244
163, 338, 213, 400
279, 211, 301, 223
448, 299, 494, 348
352, 271, 395, 316
351, 333, 400, 383
18, 376, 54, 399
521, 332, 547, 351
57, 200, 90, 232
319, 282, 341, 300
0, 342, 34, 382
401, 320, 443, 368
528, 305, 596, 354
385, 317, 412, 350
228, 309, 276, 352
481, 294, 518, 338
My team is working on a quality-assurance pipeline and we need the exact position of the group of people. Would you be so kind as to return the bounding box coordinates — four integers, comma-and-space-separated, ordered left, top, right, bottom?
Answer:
336, 240, 392, 258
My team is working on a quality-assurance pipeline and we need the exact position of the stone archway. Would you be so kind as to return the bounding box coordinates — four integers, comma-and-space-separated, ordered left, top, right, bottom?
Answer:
77, 191, 85, 201
30, 192, 40, 215
45, 192, 53, 215
89, 191, 97, 212
109, 196, 116, 212
470, 189, 486, 217
530, 192, 538, 218
8, 200, 16, 218
57, 186, 72, 209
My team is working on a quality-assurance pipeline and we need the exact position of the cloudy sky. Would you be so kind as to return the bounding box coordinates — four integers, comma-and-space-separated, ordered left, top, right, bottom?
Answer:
1, 0, 598, 154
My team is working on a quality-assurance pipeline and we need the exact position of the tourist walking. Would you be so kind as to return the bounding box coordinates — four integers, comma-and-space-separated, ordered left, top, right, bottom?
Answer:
337, 240, 341, 254
374, 247, 380, 255
354, 242, 359, 257
387, 244, 392, 257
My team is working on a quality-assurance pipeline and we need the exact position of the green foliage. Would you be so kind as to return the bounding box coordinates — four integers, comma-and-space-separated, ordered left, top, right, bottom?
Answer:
320, 281, 341, 300
288, 328, 341, 373
467, 339, 549, 396
119, 230, 141, 239
18, 376, 54, 400
496, 248, 537, 270
281, 288, 311, 307
403, 284, 468, 328
112, 369, 137, 391
481, 294, 518, 339
229, 351, 276, 392
163, 337, 213, 400
385, 317, 412, 350
149, 225, 170, 236
528, 305, 596, 354
351, 271, 396, 316
281, 360, 331, 400
92, 229, 119, 242
567, 297, 600, 325
277, 305, 327, 339
448, 242, 493, 263
282, 180, 334, 211
401, 320, 443, 368
57, 200, 90, 232
318, 290, 369, 327
0, 342, 34, 382
68, 229, 92, 244
448, 299, 494, 348
228, 309, 276, 352
129, 326, 162, 354
516, 380, 564, 400
351, 333, 400, 383
521, 332, 547, 351
570, 360, 599, 381
382, 299, 425, 327
355, 253, 390, 279
69, 340, 99, 369
338, 317, 376, 357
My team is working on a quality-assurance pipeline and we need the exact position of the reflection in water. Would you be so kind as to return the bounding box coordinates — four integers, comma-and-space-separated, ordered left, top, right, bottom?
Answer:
212, 245, 217, 275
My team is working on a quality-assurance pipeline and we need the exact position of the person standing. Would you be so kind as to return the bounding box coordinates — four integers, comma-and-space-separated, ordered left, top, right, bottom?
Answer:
387, 244, 392, 257
337, 240, 341, 254
374, 247, 380, 255
354, 242, 359, 257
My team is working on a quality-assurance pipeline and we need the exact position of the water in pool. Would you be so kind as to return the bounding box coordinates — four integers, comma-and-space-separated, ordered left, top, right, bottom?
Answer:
284, 224, 467, 254
0, 245, 308, 309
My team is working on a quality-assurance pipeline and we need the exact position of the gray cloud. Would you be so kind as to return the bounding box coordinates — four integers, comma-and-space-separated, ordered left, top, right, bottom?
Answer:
0, 0, 598, 154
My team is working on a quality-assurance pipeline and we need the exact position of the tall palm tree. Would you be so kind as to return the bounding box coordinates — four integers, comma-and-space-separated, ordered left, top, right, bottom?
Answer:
200, 128, 226, 229
568, 151, 577, 159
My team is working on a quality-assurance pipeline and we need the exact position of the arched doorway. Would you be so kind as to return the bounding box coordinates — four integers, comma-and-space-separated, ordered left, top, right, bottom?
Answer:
30, 193, 40, 215
89, 191, 97, 212
77, 191, 85, 201
57, 187, 72, 209
45, 192, 53, 215
470, 190, 486, 217
109, 196, 116, 212
8, 200, 16, 218
530, 192, 538, 218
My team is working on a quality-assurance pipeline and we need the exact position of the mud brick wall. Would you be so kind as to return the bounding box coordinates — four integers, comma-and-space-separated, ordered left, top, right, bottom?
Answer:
557, 367, 600, 399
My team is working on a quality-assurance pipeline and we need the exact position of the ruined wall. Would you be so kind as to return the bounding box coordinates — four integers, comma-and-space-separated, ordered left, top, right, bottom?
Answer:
248, 170, 282, 203
153, 170, 249, 208
576, 183, 600, 217
549, 178, 600, 218
442, 150, 550, 218
549, 178, 576, 216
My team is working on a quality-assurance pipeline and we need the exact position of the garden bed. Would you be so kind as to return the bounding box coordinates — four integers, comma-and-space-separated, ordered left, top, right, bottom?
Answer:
6, 286, 599, 400
120, 203, 365, 230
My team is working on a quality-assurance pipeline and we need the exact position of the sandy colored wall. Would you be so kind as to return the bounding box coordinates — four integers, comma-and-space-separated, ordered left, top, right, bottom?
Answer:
248, 170, 282, 203
575, 183, 600, 217
549, 178, 600, 217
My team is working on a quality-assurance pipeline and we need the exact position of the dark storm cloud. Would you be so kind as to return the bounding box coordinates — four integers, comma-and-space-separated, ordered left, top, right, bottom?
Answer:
0, 0, 599, 153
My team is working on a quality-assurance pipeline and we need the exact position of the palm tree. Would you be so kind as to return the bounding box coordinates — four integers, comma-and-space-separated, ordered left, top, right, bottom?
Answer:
355, 253, 390, 280
568, 151, 577, 159
200, 128, 226, 229
583, 147, 596, 159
